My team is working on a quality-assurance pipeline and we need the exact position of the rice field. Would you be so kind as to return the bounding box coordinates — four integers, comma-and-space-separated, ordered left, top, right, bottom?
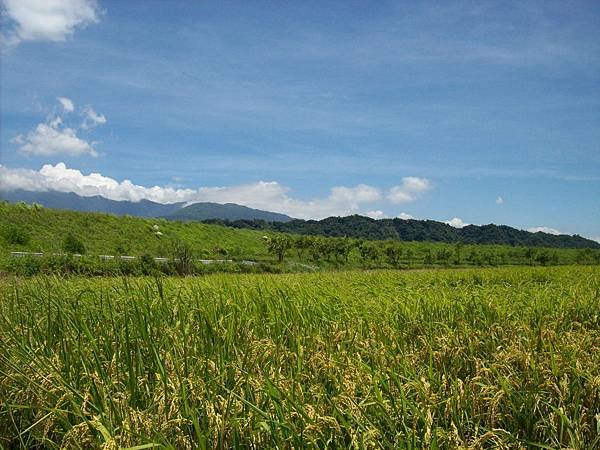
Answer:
1, 266, 599, 448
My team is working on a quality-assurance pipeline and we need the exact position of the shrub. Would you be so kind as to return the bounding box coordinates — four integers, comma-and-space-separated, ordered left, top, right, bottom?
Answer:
63, 234, 86, 255
138, 253, 158, 275
2, 224, 30, 245
115, 243, 129, 255
5, 256, 42, 276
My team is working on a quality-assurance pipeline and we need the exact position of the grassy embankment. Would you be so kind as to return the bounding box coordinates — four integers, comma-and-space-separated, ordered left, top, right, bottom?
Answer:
1, 266, 599, 447
0, 202, 268, 260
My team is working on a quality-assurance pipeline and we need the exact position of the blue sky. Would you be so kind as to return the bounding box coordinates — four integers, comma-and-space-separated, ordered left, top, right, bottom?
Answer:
1, 0, 599, 239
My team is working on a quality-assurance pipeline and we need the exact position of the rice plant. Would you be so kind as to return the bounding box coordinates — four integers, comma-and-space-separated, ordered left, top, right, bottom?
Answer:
1, 266, 599, 448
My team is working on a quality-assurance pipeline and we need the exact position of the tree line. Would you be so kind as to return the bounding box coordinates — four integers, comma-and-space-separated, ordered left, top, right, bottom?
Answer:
263, 234, 600, 267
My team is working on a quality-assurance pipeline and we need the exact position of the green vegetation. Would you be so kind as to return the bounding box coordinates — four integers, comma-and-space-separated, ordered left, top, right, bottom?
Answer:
0, 201, 269, 261
2, 202, 599, 277
205, 215, 600, 249
62, 233, 87, 255
1, 266, 599, 447
1, 224, 30, 246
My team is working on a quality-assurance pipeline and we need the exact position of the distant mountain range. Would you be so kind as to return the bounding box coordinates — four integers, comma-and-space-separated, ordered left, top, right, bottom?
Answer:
0, 190, 292, 222
2, 189, 597, 249
0, 189, 184, 217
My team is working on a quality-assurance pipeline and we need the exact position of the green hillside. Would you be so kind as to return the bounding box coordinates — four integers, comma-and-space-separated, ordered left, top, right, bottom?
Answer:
0, 201, 269, 261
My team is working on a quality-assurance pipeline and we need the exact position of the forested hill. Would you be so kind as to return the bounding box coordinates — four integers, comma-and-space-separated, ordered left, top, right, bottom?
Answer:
203, 215, 600, 249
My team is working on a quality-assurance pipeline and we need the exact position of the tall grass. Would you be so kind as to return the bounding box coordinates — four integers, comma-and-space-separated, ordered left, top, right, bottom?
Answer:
1, 266, 599, 448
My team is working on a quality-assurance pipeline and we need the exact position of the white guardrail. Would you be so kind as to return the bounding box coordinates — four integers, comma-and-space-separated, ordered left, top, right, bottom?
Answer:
9, 252, 257, 265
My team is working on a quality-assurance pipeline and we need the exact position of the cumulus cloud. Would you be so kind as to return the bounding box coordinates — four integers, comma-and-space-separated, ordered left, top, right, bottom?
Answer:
12, 98, 105, 157
446, 217, 469, 228
397, 212, 415, 220
12, 123, 98, 157
12, 120, 98, 157
58, 97, 74, 113
0, 163, 392, 219
527, 226, 561, 235
366, 210, 386, 219
496, 196, 503, 205
0, 163, 193, 201
330, 184, 381, 205
2, 0, 99, 45
387, 177, 431, 204
81, 106, 106, 129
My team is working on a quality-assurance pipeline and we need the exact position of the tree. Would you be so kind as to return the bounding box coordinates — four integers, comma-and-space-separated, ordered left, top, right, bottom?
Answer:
308, 237, 323, 262
525, 247, 536, 265
404, 248, 414, 266
535, 250, 555, 266
171, 238, 195, 275
318, 238, 336, 262
358, 243, 379, 266
384, 244, 402, 268
436, 248, 451, 265
294, 236, 311, 260
454, 242, 463, 264
333, 237, 354, 263
264, 235, 293, 263
423, 249, 433, 265
576, 249, 593, 264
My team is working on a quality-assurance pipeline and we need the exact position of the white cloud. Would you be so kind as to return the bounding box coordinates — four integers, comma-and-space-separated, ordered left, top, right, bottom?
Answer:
2, 0, 99, 45
592, 236, 600, 244
330, 184, 381, 204
12, 98, 105, 157
366, 210, 386, 219
48, 116, 63, 128
496, 196, 503, 205
13, 123, 98, 157
527, 226, 561, 235
397, 212, 415, 220
81, 106, 106, 129
0, 163, 392, 219
387, 177, 431, 204
58, 97, 75, 113
446, 217, 469, 228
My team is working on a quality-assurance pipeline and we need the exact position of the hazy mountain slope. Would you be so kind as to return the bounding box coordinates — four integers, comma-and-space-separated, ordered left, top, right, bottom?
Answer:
0, 190, 184, 217
164, 202, 292, 222
0, 190, 292, 222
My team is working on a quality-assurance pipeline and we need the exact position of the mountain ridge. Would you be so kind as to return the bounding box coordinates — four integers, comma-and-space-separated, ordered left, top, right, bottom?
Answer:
164, 202, 292, 222
0, 189, 292, 222
203, 215, 600, 249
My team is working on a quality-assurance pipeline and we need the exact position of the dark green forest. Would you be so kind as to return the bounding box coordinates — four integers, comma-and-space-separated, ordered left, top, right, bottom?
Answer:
203, 215, 600, 249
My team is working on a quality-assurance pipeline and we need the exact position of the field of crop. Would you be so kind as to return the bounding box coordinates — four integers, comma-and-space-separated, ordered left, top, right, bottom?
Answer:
1, 266, 599, 448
